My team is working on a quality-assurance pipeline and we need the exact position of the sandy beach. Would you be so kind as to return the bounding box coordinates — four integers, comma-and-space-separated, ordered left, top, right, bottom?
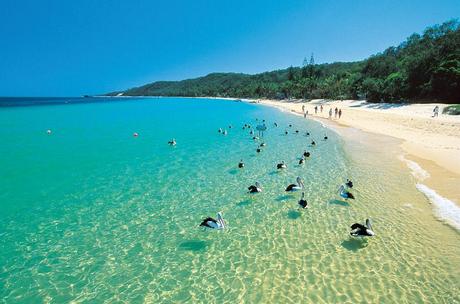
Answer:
255, 99, 460, 207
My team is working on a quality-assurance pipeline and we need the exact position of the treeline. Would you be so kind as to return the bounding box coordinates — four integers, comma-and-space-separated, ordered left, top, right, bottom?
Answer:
111, 20, 460, 103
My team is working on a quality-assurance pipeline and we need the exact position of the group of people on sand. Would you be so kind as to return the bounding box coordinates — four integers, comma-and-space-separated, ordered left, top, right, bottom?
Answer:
327, 107, 342, 119
301, 104, 343, 120
304, 102, 441, 120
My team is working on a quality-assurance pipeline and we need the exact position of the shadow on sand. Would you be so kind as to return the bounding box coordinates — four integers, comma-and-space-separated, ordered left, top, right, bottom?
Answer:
227, 169, 239, 175
341, 238, 369, 251
237, 199, 252, 207
287, 209, 301, 220
329, 199, 350, 207
349, 102, 407, 110
179, 240, 208, 252
276, 194, 293, 202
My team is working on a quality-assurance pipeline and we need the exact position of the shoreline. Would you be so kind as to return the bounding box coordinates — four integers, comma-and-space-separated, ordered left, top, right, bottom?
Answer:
255, 99, 460, 172
251, 98, 460, 230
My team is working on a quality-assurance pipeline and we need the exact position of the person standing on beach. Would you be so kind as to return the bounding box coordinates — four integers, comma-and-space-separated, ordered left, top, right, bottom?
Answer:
315, 106, 318, 114
334, 107, 338, 118
302, 105, 305, 114
329, 108, 332, 119
433, 106, 439, 117
338, 109, 342, 119
320, 105, 323, 113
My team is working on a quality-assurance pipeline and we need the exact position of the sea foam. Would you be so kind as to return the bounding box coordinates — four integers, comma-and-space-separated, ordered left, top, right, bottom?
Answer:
399, 155, 459, 231
416, 184, 460, 231
399, 155, 430, 181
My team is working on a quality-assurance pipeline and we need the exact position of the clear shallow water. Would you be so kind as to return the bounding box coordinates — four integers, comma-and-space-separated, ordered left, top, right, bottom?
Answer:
0, 98, 459, 303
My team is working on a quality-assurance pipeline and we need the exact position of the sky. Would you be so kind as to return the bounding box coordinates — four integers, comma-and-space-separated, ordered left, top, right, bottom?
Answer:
0, 0, 458, 96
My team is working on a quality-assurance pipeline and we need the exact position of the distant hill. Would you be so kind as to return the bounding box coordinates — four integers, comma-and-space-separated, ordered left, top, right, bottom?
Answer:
109, 20, 460, 103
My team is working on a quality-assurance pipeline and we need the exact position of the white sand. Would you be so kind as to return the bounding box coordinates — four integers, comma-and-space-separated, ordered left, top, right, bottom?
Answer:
257, 99, 460, 176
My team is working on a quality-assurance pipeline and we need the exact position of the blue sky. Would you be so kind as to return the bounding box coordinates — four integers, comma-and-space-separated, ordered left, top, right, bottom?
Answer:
0, 0, 458, 96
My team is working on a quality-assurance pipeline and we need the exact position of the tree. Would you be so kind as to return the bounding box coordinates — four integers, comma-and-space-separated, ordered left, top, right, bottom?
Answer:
287, 66, 295, 81
301, 57, 309, 78
431, 55, 460, 101
117, 20, 460, 104
308, 53, 315, 78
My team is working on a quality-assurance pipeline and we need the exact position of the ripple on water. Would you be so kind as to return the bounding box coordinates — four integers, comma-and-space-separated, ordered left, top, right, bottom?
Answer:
0, 99, 459, 303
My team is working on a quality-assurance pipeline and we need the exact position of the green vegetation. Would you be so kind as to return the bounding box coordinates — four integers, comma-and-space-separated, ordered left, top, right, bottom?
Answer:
111, 20, 460, 103
443, 104, 460, 115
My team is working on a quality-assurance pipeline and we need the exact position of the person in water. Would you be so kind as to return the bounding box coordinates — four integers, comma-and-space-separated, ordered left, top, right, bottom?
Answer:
303, 151, 310, 157
238, 160, 244, 168
168, 138, 176, 145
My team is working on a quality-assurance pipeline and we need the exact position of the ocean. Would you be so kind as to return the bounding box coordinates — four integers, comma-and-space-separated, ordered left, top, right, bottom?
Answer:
0, 97, 459, 303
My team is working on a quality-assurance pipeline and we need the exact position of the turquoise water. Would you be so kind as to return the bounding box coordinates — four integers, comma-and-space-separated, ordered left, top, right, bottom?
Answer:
0, 98, 459, 303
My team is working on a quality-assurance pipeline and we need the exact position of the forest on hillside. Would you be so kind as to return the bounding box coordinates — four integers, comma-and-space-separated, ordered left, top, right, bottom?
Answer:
112, 20, 460, 103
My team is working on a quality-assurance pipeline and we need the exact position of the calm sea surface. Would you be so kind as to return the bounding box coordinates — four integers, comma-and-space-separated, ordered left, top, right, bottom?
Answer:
0, 97, 458, 303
